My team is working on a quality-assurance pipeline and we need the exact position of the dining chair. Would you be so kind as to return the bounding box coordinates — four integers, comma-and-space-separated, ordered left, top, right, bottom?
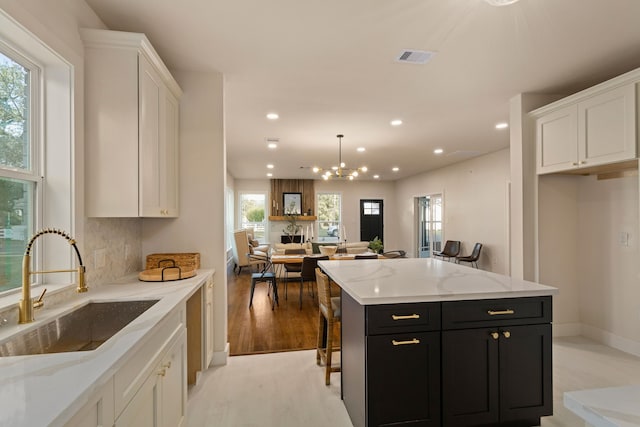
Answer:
433, 240, 460, 261
247, 253, 278, 310
283, 248, 306, 300
298, 256, 328, 308
456, 243, 483, 268
315, 268, 341, 385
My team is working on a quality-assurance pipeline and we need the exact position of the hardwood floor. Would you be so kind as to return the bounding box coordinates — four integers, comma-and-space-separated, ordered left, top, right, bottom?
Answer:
227, 265, 340, 356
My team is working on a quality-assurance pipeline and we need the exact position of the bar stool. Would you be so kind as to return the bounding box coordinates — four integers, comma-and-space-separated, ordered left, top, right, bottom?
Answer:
315, 268, 341, 385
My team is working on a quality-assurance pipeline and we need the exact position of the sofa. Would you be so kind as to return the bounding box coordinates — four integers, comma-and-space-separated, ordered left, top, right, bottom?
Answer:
232, 229, 270, 274
272, 241, 371, 255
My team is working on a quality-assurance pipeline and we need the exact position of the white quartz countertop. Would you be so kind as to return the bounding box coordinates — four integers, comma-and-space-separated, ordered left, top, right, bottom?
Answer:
0, 270, 214, 427
318, 258, 557, 305
564, 385, 640, 427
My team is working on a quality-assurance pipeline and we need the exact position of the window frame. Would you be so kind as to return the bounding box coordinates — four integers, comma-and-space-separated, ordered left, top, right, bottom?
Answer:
237, 191, 268, 243
0, 40, 43, 294
316, 192, 342, 243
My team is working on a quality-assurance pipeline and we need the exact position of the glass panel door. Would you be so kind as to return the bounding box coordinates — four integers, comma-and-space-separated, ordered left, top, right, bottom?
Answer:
417, 194, 442, 258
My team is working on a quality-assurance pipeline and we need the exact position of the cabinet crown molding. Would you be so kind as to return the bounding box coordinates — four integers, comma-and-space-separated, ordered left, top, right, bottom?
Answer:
530, 66, 640, 117
80, 28, 182, 99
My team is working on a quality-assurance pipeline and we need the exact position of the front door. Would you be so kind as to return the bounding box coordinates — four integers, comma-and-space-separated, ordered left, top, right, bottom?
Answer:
360, 199, 383, 242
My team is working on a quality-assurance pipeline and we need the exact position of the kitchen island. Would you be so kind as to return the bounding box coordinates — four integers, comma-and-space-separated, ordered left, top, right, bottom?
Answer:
319, 258, 558, 427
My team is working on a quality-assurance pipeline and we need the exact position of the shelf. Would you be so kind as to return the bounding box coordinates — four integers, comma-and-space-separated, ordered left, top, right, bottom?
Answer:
269, 216, 317, 221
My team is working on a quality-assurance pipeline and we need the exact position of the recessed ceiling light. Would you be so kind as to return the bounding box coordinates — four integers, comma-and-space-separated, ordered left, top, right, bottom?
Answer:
266, 113, 279, 120
267, 164, 274, 169
392, 167, 399, 172
373, 175, 380, 179
267, 173, 273, 177
357, 147, 365, 152
390, 119, 403, 126
361, 166, 368, 172
484, 0, 520, 5
434, 148, 444, 154
267, 143, 278, 149
495, 122, 509, 129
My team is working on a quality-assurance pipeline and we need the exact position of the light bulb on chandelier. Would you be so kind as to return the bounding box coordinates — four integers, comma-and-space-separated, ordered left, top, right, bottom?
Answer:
312, 134, 368, 180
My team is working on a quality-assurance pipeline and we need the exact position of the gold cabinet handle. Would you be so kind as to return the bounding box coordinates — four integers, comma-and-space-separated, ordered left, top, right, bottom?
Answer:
571, 162, 578, 166
157, 368, 166, 377
579, 160, 586, 165
163, 361, 172, 369
392, 338, 420, 346
503, 331, 511, 339
491, 332, 499, 340
391, 314, 420, 321
487, 309, 515, 316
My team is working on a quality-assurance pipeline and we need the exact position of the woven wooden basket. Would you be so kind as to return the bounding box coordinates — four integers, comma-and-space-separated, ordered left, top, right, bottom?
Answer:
145, 252, 201, 270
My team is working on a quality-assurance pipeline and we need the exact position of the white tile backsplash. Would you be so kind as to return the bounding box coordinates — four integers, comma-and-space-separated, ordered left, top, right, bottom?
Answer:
84, 218, 142, 286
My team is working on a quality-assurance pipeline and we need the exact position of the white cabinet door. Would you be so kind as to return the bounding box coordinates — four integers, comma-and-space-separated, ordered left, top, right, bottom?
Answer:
65, 378, 115, 427
115, 329, 186, 427
204, 276, 215, 368
536, 105, 578, 174
139, 53, 179, 218
139, 53, 164, 217
161, 329, 187, 427
578, 84, 636, 167
114, 370, 160, 427
162, 91, 180, 217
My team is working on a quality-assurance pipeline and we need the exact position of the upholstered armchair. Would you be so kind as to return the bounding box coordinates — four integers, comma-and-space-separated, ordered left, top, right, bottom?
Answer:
232, 229, 269, 274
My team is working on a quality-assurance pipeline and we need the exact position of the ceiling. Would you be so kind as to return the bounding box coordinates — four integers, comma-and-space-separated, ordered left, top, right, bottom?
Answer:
84, 0, 640, 181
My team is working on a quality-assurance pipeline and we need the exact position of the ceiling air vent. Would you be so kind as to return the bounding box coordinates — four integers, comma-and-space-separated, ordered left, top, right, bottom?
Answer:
395, 50, 435, 64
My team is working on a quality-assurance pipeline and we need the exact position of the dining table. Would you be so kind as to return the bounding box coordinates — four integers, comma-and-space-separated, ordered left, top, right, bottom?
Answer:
270, 253, 383, 264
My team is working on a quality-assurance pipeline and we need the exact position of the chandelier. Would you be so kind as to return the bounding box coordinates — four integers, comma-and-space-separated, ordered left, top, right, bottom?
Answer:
312, 134, 367, 180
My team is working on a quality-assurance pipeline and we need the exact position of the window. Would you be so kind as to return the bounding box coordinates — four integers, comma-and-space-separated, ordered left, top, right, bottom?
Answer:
317, 192, 341, 242
239, 192, 267, 242
0, 46, 39, 293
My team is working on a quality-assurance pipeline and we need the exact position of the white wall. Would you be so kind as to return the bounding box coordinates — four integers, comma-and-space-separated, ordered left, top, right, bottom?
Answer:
394, 149, 510, 273
538, 175, 580, 333
142, 70, 228, 364
577, 174, 640, 350
310, 180, 397, 249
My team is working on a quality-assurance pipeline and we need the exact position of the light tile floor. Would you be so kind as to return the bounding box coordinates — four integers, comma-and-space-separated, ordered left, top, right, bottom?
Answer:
187, 336, 640, 427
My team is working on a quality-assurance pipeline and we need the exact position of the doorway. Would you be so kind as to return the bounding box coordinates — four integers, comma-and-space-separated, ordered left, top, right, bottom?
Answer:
360, 199, 383, 242
417, 195, 442, 258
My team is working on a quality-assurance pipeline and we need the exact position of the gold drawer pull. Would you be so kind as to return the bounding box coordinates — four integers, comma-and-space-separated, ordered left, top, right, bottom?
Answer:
487, 309, 515, 316
503, 331, 511, 338
391, 314, 420, 321
392, 338, 420, 346
491, 332, 499, 340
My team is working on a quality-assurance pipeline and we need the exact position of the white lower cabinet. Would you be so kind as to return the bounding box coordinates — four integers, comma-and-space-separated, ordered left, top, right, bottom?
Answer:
65, 378, 115, 427
204, 276, 215, 368
115, 328, 187, 427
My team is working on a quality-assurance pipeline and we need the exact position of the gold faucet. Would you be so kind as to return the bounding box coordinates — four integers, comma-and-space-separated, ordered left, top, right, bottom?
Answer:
20, 228, 87, 324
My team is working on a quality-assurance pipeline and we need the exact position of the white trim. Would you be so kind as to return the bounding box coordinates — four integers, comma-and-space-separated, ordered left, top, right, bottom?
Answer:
581, 323, 640, 359
552, 322, 582, 337
212, 342, 230, 366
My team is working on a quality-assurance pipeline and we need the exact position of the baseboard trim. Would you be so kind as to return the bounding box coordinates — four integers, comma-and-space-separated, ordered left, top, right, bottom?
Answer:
212, 342, 230, 366
552, 322, 582, 337
580, 323, 640, 358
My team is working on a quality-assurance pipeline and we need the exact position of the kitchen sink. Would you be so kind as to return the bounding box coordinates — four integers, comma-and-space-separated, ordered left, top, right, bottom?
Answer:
0, 300, 159, 357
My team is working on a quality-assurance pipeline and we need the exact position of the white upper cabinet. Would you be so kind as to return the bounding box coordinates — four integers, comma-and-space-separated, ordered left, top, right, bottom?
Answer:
533, 73, 638, 175
82, 29, 182, 217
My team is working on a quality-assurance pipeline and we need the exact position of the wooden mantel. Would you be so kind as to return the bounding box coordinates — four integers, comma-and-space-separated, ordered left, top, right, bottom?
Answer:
268, 215, 317, 221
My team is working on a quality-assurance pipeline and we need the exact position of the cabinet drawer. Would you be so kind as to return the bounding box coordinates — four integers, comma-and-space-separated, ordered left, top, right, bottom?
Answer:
442, 297, 551, 330
366, 302, 440, 335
